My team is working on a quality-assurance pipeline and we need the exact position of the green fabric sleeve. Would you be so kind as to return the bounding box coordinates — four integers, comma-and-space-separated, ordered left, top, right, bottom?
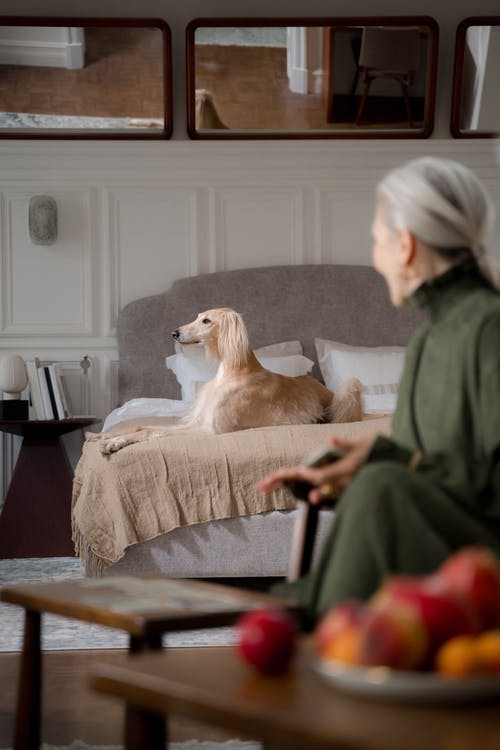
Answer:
369, 315, 500, 518
367, 434, 416, 465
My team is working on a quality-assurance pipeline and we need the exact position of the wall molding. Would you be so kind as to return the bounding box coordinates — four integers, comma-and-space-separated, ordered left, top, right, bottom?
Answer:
0, 140, 499, 180
0, 188, 96, 337
0, 27, 84, 69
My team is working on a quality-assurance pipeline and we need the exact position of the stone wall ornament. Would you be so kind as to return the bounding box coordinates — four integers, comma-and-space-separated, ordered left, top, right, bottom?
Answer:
0, 354, 29, 419
29, 195, 58, 246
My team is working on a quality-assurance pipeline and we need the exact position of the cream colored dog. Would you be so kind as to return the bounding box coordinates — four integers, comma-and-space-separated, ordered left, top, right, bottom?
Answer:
172, 307, 362, 433
195, 89, 228, 130
91, 307, 362, 453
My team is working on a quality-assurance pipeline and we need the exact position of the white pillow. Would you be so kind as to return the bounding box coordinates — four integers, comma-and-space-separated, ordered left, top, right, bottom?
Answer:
258, 355, 314, 377
166, 345, 313, 401
315, 338, 406, 414
174, 340, 303, 357
102, 397, 190, 431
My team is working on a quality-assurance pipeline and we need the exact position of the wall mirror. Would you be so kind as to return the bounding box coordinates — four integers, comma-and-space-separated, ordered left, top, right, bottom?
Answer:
186, 16, 439, 139
451, 16, 500, 138
0, 16, 172, 139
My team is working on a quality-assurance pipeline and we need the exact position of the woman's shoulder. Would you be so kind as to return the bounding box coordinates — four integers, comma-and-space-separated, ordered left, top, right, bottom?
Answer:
476, 297, 500, 355
467, 283, 500, 318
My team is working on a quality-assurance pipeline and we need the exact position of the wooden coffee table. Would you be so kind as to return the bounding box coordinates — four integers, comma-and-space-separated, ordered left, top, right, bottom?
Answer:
90, 638, 500, 750
1, 575, 298, 750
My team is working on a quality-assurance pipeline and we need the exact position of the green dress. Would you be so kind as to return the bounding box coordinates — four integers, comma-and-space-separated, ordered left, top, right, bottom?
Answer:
274, 261, 500, 622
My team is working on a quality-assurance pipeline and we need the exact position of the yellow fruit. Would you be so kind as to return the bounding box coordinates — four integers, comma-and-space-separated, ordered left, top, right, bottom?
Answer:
323, 628, 361, 665
435, 635, 478, 677
474, 631, 500, 674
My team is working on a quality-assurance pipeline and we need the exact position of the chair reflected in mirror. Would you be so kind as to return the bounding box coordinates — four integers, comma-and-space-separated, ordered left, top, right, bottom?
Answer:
354, 26, 420, 127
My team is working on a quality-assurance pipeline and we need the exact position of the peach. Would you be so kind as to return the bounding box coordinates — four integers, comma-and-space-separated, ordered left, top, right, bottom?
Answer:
372, 575, 478, 652
436, 547, 500, 630
314, 600, 365, 656
358, 599, 428, 670
323, 626, 362, 665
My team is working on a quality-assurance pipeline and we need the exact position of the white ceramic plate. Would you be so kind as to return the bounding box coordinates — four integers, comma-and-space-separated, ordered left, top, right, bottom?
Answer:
314, 658, 500, 704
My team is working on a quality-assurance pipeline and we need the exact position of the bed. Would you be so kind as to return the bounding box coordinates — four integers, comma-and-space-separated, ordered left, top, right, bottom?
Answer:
72, 264, 422, 580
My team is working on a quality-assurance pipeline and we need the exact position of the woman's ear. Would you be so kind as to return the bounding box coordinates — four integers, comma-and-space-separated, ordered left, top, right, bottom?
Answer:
398, 228, 417, 268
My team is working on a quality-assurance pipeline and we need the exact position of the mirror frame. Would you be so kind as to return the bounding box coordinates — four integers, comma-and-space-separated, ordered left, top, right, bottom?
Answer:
451, 15, 500, 139
186, 16, 439, 140
0, 15, 172, 140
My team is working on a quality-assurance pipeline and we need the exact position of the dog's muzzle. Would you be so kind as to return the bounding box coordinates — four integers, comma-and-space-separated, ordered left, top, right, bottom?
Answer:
172, 329, 180, 340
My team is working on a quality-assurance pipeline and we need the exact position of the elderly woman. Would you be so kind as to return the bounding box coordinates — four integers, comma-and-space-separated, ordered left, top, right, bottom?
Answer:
257, 157, 500, 622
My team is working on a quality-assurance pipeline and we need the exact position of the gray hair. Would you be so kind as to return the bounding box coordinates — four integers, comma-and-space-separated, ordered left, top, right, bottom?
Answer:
376, 157, 499, 289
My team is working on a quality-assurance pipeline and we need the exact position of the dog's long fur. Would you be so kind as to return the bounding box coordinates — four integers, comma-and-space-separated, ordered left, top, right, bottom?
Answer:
91, 307, 362, 453
195, 89, 228, 130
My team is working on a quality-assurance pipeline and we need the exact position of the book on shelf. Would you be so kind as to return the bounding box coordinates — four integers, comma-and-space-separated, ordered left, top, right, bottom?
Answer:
47, 364, 67, 420
25, 360, 46, 419
25, 359, 72, 420
53, 365, 71, 418
37, 366, 55, 419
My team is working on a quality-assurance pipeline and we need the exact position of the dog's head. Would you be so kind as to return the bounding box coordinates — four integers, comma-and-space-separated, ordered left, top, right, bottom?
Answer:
172, 308, 234, 346
172, 308, 251, 366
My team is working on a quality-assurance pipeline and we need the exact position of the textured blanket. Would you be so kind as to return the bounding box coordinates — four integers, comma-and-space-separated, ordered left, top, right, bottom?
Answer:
72, 417, 391, 574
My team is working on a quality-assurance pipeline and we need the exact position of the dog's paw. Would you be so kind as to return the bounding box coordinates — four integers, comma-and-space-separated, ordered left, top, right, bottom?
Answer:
100, 436, 129, 455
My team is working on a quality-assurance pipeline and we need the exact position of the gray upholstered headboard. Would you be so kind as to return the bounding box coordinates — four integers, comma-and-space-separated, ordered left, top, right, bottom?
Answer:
117, 264, 422, 404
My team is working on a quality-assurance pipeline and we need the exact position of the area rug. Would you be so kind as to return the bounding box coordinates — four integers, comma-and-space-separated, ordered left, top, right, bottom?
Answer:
1, 741, 261, 750
0, 558, 237, 652
1, 742, 261, 750
195, 27, 286, 47
0, 112, 163, 130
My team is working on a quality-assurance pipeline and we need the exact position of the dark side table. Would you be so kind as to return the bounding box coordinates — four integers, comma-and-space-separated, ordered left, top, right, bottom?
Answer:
0, 418, 98, 558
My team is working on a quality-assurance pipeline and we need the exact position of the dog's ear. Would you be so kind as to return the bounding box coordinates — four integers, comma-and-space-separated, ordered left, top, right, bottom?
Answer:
217, 311, 251, 368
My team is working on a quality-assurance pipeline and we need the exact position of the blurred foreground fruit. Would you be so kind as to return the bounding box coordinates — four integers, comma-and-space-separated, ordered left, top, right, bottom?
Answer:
372, 574, 479, 651
475, 630, 500, 672
314, 546, 500, 673
358, 599, 428, 669
435, 631, 500, 676
435, 547, 500, 630
314, 599, 364, 660
434, 635, 479, 676
236, 608, 297, 675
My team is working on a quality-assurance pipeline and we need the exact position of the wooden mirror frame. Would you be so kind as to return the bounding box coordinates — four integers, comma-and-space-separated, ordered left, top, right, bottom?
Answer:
451, 16, 500, 138
0, 16, 172, 140
186, 16, 439, 140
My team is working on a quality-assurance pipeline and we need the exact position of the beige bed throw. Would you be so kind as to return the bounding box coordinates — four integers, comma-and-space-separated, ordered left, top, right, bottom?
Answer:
72, 417, 390, 574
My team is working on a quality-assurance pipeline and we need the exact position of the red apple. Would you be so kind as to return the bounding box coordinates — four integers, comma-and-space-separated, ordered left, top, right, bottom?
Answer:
436, 547, 500, 630
372, 575, 478, 652
236, 608, 297, 675
314, 599, 365, 656
359, 599, 429, 670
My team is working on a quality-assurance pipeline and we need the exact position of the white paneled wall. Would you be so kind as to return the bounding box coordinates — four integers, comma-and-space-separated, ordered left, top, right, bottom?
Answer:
2, 189, 95, 336
1, 139, 500, 499
213, 186, 307, 268
105, 187, 201, 326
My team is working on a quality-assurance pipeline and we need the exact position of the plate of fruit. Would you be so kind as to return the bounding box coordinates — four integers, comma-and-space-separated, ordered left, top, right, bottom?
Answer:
313, 547, 500, 703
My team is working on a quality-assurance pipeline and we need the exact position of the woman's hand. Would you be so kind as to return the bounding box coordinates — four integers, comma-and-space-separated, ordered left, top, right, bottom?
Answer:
255, 435, 375, 503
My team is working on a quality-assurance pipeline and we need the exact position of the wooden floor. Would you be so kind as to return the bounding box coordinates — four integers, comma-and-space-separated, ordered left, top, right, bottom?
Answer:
0, 30, 418, 131
195, 44, 329, 131
195, 45, 422, 131
0, 27, 165, 119
0, 648, 237, 746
